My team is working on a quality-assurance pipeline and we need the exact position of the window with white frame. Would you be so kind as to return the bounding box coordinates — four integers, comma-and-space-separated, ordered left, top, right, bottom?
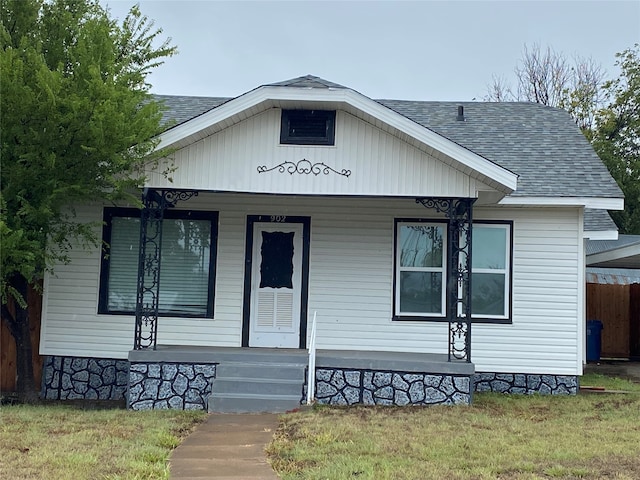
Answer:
471, 223, 511, 320
395, 221, 446, 317
394, 220, 512, 322
98, 208, 218, 317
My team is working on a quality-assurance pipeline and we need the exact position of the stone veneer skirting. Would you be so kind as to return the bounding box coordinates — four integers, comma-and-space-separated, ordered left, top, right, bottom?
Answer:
40, 353, 578, 409
128, 362, 217, 410
41, 356, 129, 401
309, 368, 472, 406
474, 372, 578, 395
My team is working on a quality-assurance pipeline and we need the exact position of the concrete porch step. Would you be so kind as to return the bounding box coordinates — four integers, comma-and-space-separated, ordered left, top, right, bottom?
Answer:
210, 359, 306, 413
209, 392, 302, 413
213, 377, 303, 396
216, 362, 306, 381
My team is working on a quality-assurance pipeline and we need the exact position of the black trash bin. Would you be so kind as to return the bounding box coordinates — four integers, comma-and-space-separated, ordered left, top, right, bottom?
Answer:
586, 319, 603, 362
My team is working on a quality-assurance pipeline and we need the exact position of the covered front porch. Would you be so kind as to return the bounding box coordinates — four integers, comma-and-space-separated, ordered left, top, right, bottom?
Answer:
127, 345, 475, 411
133, 190, 477, 357
122, 188, 478, 411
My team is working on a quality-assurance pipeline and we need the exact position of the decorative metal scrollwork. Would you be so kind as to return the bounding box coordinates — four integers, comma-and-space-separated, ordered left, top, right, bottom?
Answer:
134, 188, 199, 350
257, 159, 351, 178
163, 190, 199, 205
416, 197, 476, 363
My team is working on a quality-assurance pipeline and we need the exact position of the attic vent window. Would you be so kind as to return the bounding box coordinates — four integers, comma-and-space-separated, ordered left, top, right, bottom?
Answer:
280, 109, 336, 145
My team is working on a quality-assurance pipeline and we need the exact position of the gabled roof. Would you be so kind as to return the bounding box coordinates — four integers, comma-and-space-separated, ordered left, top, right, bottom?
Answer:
154, 75, 623, 204
266, 75, 348, 89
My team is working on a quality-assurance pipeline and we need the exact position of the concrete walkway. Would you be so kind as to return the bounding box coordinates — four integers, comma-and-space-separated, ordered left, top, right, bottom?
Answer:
169, 413, 280, 479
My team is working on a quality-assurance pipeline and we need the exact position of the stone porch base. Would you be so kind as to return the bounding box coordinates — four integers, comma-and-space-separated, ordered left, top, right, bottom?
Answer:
39, 348, 579, 410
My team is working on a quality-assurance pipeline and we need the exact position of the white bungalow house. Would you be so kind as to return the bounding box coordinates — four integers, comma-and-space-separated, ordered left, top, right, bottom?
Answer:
39, 76, 623, 411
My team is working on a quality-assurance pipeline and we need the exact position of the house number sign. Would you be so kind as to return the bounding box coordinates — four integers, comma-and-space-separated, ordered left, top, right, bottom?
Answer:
270, 215, 287, 222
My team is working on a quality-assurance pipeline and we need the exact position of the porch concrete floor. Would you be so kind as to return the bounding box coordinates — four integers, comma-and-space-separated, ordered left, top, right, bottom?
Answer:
169, 413, 280, 479
129, 345, 475, 376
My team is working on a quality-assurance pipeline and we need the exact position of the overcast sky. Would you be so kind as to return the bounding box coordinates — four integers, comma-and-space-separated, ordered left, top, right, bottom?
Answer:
100, 0, 640, 101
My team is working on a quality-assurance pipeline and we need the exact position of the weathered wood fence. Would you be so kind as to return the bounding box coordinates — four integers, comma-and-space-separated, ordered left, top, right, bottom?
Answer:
586, 282, 640, 359
1, 285, 43, 394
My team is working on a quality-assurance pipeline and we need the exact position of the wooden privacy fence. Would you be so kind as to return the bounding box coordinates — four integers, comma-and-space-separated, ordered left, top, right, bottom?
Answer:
1, 285, 43, 394
586, 282, 640, 359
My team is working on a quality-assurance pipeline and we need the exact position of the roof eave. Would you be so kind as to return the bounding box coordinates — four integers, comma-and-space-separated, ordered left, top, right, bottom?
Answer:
499, 196, 624, 210
583, 230, 619, 241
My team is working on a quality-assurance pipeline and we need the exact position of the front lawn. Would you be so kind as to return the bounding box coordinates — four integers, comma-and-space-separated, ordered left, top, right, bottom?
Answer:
0, 404, 205, 480
268, 388, 640, 479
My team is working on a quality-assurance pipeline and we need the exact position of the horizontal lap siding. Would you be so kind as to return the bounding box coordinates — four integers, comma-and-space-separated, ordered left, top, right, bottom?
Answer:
472, 208, 581, 374
40, 197, 582, 375
40, 205, 134, 358
309, 208, 448, 353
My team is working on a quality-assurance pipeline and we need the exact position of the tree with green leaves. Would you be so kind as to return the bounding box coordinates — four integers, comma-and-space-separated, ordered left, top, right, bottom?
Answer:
0, 0, 176, 401
592, 45, 640, 234
486, 43, 640, 235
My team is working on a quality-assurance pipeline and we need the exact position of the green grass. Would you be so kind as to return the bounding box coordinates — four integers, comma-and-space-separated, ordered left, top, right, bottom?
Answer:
580, 372, 640, 392
268, 393, 640, 479
0, 404, 206, 480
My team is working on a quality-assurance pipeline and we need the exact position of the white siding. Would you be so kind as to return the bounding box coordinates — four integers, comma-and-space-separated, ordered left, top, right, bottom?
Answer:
40, 195, 582, 375
471, 208, 582, 375
146, 109, 488, 197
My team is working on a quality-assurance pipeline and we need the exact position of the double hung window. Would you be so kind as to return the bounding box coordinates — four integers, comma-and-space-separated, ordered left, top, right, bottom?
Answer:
471, 223, 511, 320
394, 220, 511, 322
395, 222, 447, 317
99, 208, 218, 317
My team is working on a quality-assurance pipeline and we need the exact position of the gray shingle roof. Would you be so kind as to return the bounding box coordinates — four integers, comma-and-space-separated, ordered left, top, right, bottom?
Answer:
155, 94, 229, 128
377, 100, 621, 198
154, 77, 623, 199
584, 209, 618, 232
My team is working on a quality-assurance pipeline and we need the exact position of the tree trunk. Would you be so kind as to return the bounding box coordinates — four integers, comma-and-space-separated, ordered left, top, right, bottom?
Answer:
1, 274, 39, 403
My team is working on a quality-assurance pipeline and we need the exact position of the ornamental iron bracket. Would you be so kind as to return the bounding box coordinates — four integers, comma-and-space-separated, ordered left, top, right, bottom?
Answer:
134, 188, 199, 350
416, 197, 476, 362
257, 159, 351, 178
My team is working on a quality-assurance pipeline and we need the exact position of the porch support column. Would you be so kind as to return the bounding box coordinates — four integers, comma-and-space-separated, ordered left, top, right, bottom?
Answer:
416, 197, 476, 362
134, 188, 199, 350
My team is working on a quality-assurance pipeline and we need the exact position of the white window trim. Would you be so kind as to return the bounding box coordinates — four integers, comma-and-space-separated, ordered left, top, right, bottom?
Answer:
394, 219, 512, 323
395, 221, 447, 318
471, 222, 511, 321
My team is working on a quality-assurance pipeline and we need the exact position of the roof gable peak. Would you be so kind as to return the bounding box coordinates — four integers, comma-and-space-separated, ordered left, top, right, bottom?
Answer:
266, 75, 348, 89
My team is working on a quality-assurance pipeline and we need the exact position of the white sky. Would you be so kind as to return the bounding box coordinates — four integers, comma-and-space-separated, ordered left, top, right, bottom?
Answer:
101, 0, 640, 101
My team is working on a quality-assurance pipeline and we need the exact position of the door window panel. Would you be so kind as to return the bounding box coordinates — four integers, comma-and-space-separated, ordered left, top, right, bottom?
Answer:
259, 231, 294, 289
